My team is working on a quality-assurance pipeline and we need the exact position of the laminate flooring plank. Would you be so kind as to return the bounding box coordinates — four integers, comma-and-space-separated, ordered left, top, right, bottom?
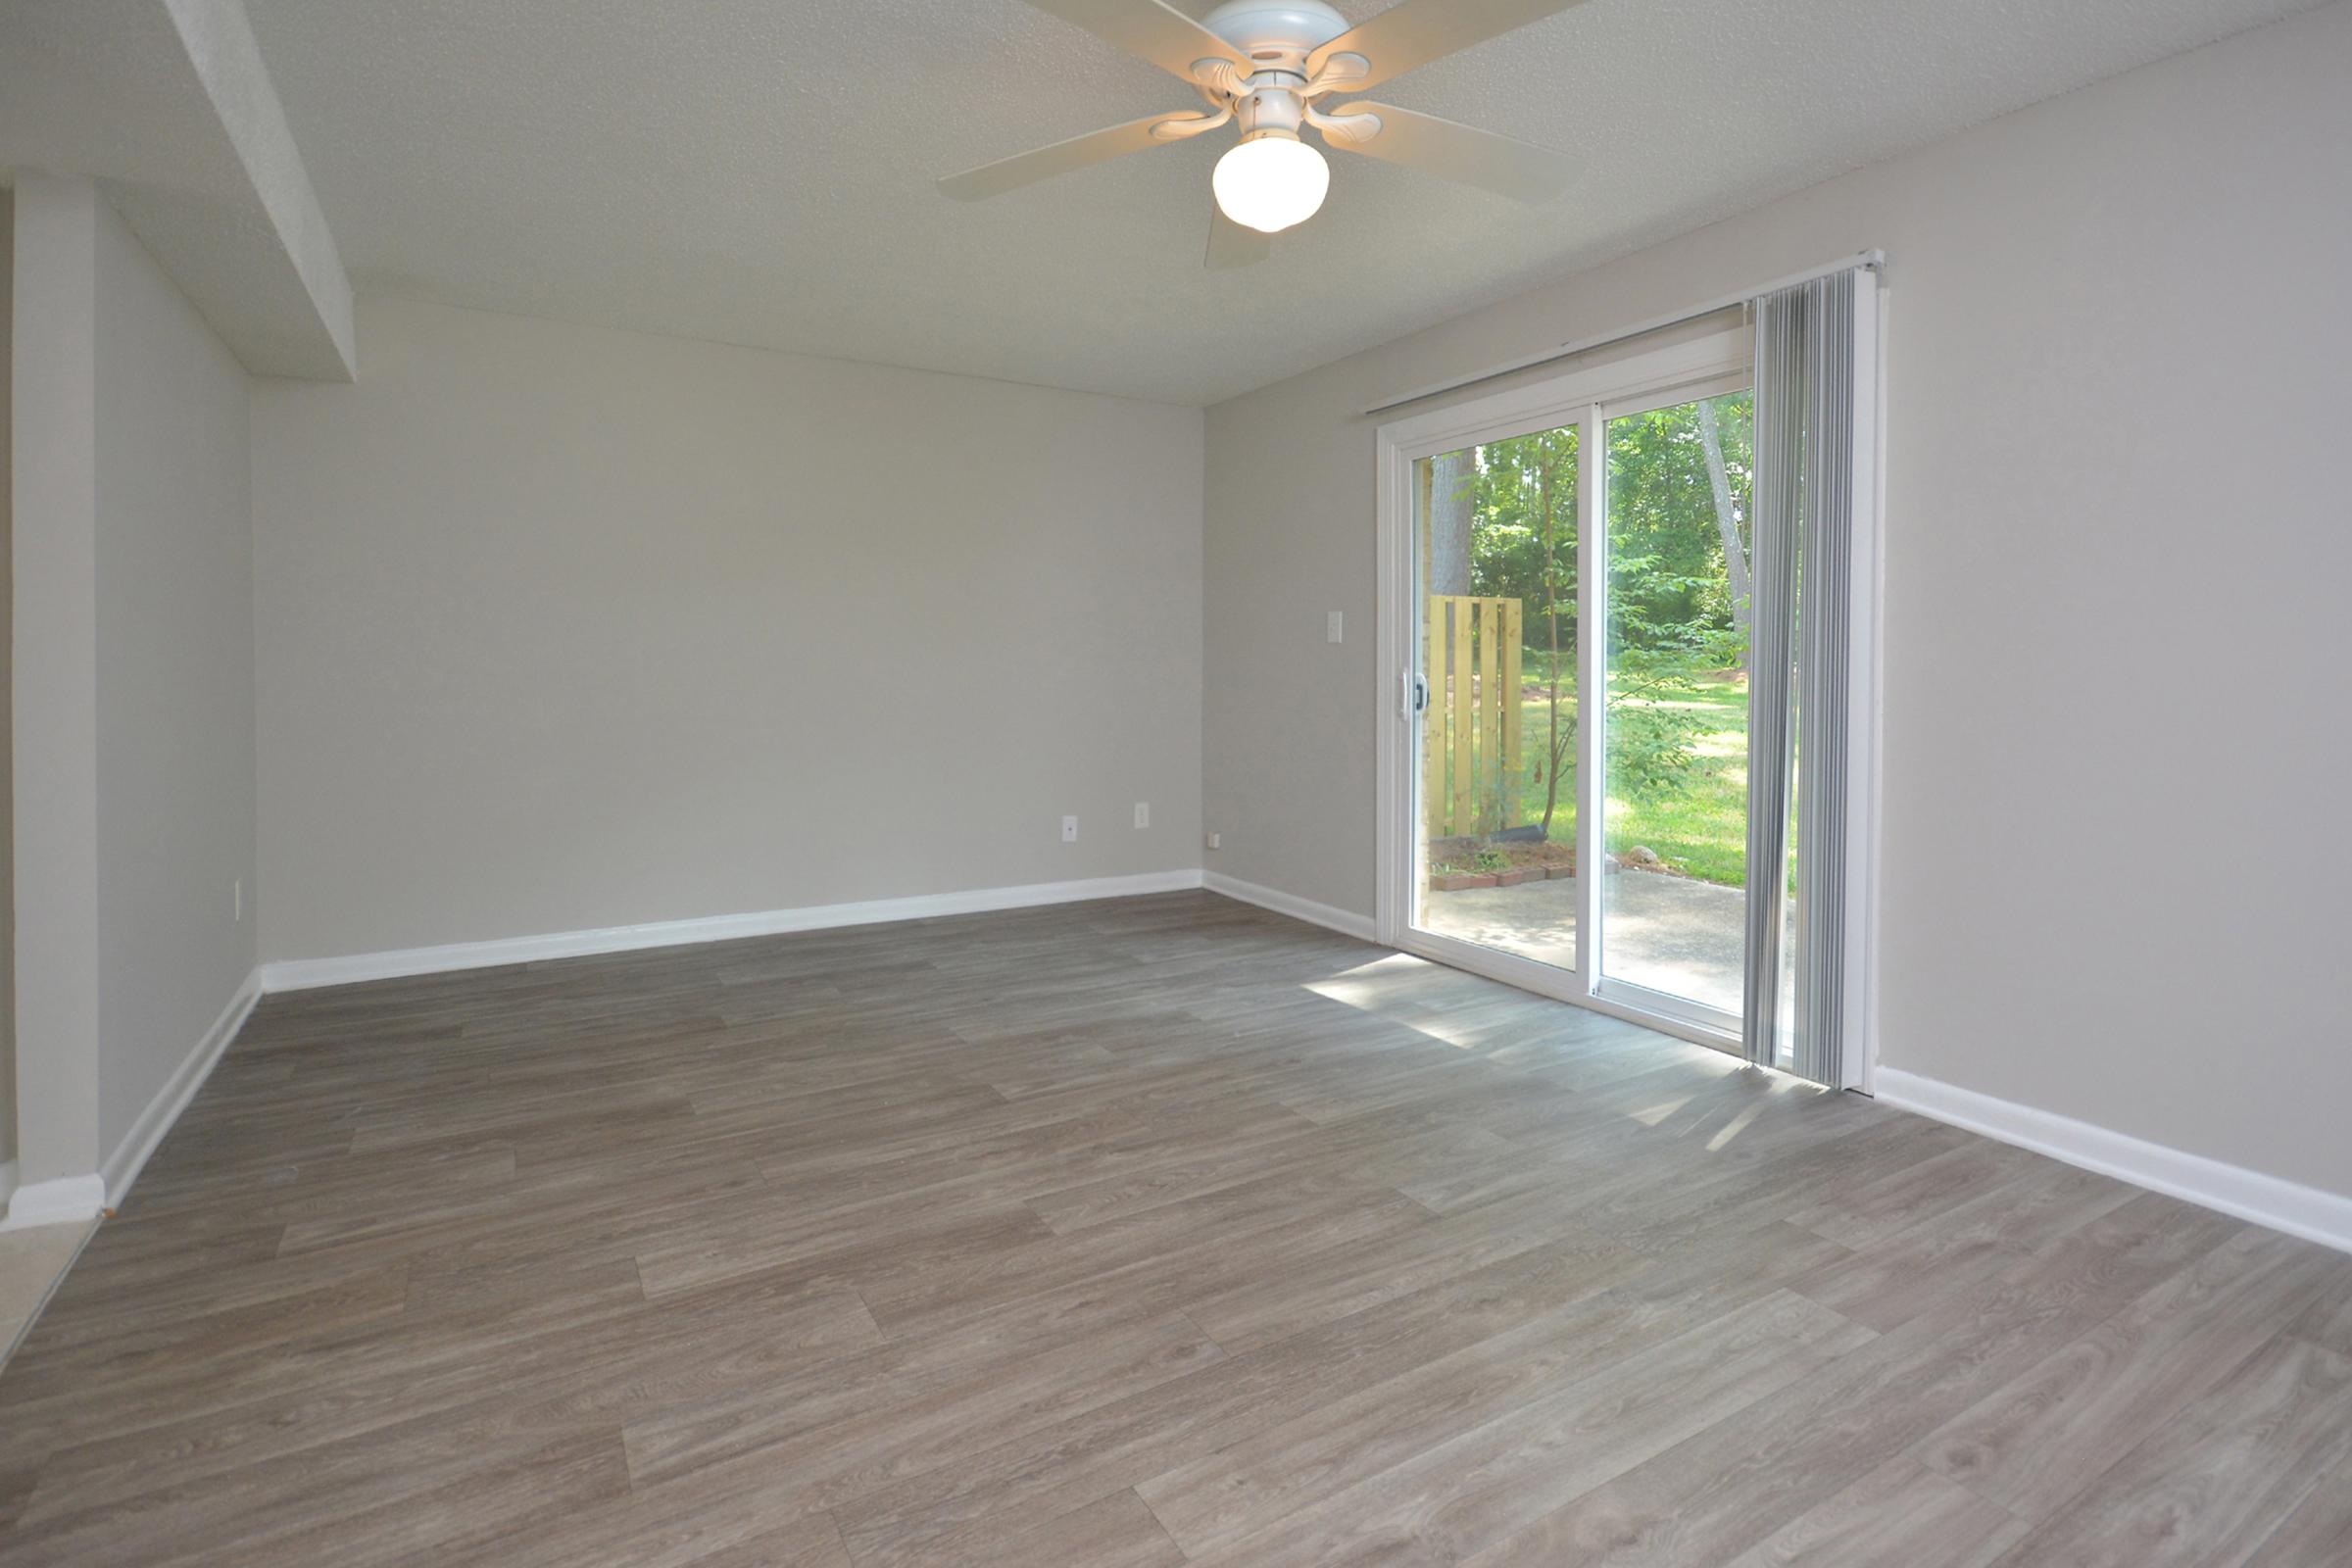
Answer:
1794, 1159, 2143, 1332
620, 1308, 1221, 1512
1913, 1222, 2342, 1520
826, 1227, 1656, 1568
1438, 1269, 2145, 1567
1707, 1454, 2020, 1568
14, 1268, 875, 1527
2283, 1254, 2352, 1356
1136, 1224, 1851, 1557
1174, 1290, 1875, 1568
1982, 1333, 2352, 1568
2243, 1449, 2352, 1567
0, 891, 2342, 1568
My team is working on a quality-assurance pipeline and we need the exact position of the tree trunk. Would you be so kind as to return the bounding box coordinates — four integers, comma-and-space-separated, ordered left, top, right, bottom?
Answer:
1538, 456, 1566, 839
1427, 448, 1474, 598
1695, 398, 1750, 632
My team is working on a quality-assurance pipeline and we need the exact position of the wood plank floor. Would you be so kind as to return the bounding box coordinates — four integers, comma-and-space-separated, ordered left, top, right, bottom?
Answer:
2, 891, 2347, 1566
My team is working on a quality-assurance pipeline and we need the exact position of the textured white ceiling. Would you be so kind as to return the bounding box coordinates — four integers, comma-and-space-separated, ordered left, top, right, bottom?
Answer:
241, 0, 2320, 404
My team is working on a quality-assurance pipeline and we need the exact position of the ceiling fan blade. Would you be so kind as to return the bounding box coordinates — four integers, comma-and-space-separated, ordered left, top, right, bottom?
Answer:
1321, 103, 1579, 202
1308, 0, 1594, 93
1022, 0, 1250, 81
939, 113, 1200, 200
1205, 203, 1273, 270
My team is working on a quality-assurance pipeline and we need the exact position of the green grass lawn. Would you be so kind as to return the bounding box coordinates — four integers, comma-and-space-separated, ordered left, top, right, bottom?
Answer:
1502, 655, 1750, 887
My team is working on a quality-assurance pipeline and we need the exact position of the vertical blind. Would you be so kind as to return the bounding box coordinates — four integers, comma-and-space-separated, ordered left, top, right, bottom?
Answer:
1743, 268, 1869, 1087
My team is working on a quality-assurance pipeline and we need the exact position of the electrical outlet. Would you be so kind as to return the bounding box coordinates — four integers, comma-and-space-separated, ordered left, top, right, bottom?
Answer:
1061, 815, 1079, 843
1326, 610, 1344, 644
1206, 831, 1222, 851
1134, 802, 1150, 829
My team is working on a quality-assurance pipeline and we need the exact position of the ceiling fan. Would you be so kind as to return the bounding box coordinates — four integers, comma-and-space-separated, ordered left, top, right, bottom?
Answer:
940, 0, 1592, 268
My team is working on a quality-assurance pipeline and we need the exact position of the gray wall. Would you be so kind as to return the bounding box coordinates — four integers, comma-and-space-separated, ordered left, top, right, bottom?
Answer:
8, 173, 255, 1191
90, 179, 257, 1162
10, 172, 103, 1190
1201, 3, 2352, 1197
251, 296, 1205, 962
0, 187, 13, 1170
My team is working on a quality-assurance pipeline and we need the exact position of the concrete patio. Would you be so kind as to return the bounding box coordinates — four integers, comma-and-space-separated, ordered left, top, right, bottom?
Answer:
1422, 868, 1747, 1014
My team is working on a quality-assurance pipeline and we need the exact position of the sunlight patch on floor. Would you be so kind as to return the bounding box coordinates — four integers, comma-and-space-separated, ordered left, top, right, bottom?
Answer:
1303, 954, 1492, 1050
1705, 1096, 1773, 1152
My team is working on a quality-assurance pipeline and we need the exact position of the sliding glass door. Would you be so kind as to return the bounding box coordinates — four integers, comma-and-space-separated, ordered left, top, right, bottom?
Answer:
1385, 326, 1758, 1049
1596, 386, 1754, 1029
1410, 424, 1579, 970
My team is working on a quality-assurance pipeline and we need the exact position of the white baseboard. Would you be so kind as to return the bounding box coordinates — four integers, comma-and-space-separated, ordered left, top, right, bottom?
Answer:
0, 1173, 108, 1232
96, 967, 266, 1210
260, 869, 1209, 993
1875, 1067, 2352, 1257
0, 967, 268, 1229
1202, 871, 1378, 944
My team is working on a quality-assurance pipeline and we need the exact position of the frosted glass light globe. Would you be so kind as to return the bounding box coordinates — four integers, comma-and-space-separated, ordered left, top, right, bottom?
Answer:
1212, 134, 1331, 234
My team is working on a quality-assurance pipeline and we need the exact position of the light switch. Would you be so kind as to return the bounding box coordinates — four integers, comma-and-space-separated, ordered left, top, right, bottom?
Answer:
1326, 611, 1344, 644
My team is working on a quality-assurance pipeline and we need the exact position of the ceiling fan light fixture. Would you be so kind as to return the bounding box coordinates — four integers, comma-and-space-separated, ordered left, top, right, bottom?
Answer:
936, 0, 1588, 266
1212, 131, 1330, 234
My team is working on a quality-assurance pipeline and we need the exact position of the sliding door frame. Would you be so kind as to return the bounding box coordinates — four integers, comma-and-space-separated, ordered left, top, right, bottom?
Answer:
1374, 324, 1756, 1054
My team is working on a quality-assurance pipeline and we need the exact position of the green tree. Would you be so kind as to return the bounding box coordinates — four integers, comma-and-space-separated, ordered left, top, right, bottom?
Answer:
1599, 394, 1751, 802
1446, 390, 1756, 832
1467, 427, 1579, 834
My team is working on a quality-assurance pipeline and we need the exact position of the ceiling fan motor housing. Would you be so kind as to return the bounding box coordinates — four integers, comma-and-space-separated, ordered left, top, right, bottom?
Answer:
1202, 1, 1350, 76
1203, 1, 1350, 146
1234, 86, 1306, 141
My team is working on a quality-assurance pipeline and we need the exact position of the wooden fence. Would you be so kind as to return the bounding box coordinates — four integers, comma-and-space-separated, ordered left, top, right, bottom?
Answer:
1424, 594, 1522, 840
